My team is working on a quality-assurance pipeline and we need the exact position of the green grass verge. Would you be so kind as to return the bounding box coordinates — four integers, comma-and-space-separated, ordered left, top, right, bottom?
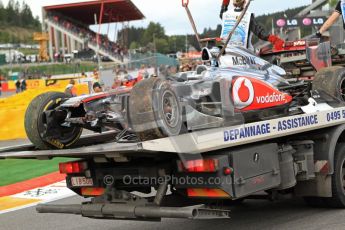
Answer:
0, 158, 74, 186
17, 48, 39, 55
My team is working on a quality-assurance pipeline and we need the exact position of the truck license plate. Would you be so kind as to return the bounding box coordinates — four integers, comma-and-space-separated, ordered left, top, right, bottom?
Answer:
71, 177, 93, 187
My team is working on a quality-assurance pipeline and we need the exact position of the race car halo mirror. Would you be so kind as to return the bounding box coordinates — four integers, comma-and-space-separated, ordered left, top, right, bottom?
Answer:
182, 0, 189, 7
201, 48, 211, 61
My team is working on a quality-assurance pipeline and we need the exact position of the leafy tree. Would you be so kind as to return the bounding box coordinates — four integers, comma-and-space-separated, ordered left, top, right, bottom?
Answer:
0, 0, 41, 43
141, 22, 166, 45
0, 1, 5, 22
129, 41, 140, 49
127, 26, 145, 46
329, 0, 338, 7
6, 0, 15, 25
14, 0, 21, 26
168, 35, 188, 52
154, 38, 169, 53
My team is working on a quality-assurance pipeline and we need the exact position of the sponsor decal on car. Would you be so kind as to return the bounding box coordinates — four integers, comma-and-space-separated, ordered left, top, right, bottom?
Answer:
232, 76, 292, 111
231, 56, 256, 66
293, 40, 306, 47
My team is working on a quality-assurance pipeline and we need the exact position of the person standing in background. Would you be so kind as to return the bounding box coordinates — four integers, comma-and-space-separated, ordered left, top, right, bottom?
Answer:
15, 79, 21, 93
93, 69, 99, 82
138, 64, 149, 81
20, 78, 27, 92
92, 82, 103, 93
316, 1, 345, 37
65, 79, 77, 97
112, 77, 122, 89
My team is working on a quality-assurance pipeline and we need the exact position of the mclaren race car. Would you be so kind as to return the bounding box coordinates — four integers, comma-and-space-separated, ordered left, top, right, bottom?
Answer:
24, 44, 345, 150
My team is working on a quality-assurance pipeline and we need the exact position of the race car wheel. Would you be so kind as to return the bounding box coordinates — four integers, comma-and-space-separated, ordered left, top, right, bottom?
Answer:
313, 66, 345, 102
129, 78, 183, 141
25, 92, 83, 150
161, 89, 180, 131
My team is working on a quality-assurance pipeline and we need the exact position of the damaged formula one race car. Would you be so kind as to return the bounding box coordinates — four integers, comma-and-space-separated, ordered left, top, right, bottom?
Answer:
24, 1, 345, 150
259, 38, 345, 80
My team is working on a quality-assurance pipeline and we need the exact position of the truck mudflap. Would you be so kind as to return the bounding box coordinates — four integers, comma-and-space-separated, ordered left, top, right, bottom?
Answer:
36, 203, 230, 220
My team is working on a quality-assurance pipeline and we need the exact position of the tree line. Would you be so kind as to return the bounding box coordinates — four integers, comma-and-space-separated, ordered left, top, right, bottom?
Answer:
118, 22, 222, 54
119, 5, 321, 54
0, 0, 41, 43
0, 0, 40, 28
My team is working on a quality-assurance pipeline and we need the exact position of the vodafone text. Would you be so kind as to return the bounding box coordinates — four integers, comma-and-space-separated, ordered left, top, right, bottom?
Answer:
255, 93, 286, 104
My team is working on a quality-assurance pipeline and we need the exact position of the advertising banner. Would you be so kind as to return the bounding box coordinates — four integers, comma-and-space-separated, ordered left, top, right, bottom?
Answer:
275, 17, 326, 28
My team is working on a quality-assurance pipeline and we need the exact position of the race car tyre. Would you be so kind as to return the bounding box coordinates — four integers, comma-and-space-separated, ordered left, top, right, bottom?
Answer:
25, 92, 83, 150
313, 66, 345, 102
129, 78, 183, 141
303, 144, 345, 208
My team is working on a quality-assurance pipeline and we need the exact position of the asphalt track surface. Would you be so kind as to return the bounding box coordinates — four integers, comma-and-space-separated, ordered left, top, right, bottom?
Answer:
0, 91, 15, 98
1, 195, 345, 230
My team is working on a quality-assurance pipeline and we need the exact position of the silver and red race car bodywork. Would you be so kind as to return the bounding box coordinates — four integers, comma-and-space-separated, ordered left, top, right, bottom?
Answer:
25, 34, 345, 150
232, 76, 292, 111
37, 45, 329, 148
259, 39, 343, 79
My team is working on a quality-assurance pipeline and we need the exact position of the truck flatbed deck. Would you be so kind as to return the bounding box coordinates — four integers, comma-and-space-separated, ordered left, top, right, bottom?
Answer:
2, 104, 345, 159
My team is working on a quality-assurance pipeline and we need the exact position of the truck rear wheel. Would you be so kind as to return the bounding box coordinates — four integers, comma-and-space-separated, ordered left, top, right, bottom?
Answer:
304, 144, 345, 208
129, 78, 183, 141
323, 144, 345, 208
313, 66, 345, 102
25, 92, 83, 150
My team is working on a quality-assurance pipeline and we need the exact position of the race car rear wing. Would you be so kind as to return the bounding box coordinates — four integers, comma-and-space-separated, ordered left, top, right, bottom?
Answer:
260, 39, 332, 71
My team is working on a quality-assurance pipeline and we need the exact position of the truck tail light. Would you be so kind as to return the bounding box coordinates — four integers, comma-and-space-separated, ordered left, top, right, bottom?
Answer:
187, 188, 230, 198
59, 161, 87, 174
177, 159, 219, 173
81, 187, 105, 196
223, 167, 233, 175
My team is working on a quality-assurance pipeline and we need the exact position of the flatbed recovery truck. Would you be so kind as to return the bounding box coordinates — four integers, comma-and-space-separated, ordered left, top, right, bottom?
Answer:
3, 0, 345, 222
3, 105, 345, 221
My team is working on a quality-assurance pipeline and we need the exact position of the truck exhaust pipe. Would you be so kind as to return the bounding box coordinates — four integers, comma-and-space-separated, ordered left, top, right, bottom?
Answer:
36, 203, 230, 220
